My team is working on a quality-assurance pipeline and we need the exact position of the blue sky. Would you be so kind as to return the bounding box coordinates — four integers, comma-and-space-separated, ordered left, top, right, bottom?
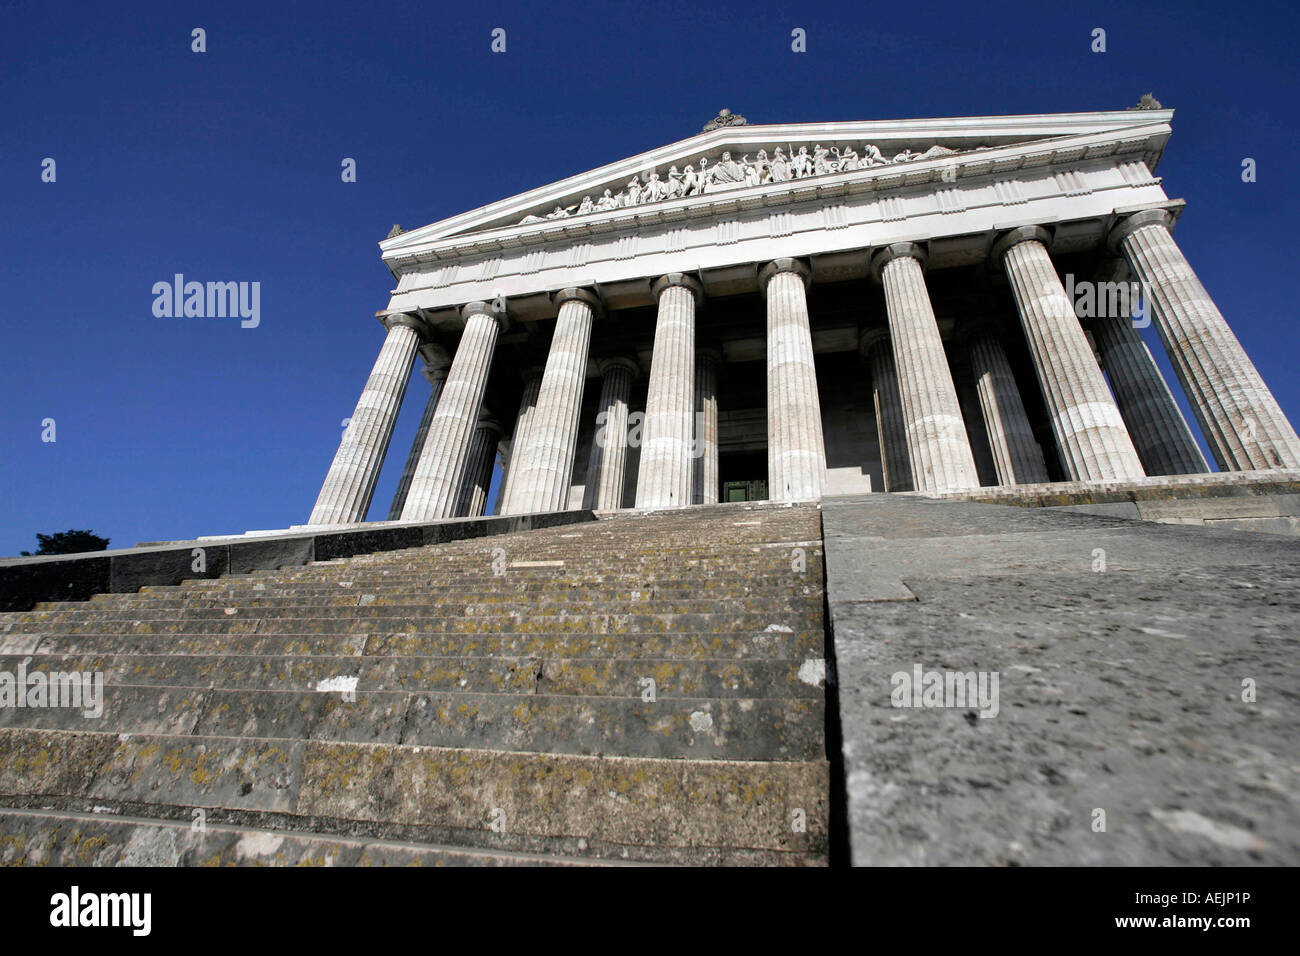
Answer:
2, 0, 1297, 553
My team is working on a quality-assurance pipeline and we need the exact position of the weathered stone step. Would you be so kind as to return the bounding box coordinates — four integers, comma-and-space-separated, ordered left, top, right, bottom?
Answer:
216, 546, 821, 573
0, 728, 829, 861
9, 596, 820, 627
121, 580, 818, 603
64, 594, 821, 616
3, 629, 822, 660
0, 808, 618, 867
317, 515, 819, 545
0, 503, 831, 865
5, 566, 820, 610
132, 578, 818, 598
201, 565, 819, 589
8, 610, 818, 635
145, 570, 815, 589
0, 653, 825, 699
0, 684, 822, 760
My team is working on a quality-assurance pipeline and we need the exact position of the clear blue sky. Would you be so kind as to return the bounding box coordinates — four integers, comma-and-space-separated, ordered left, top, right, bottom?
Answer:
2, 0, 1297, 553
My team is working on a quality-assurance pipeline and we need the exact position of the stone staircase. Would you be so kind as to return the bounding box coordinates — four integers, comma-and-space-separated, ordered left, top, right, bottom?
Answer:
0, 501, 829, 866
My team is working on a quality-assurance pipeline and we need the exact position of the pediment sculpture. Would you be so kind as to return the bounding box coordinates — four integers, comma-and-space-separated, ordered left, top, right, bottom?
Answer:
516, 142, 963, 225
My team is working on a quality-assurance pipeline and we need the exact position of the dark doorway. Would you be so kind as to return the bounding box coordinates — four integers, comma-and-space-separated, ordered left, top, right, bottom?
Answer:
719, 450, 768, 502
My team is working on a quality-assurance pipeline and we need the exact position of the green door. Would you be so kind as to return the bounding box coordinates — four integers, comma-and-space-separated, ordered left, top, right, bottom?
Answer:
722, 479, 768, 502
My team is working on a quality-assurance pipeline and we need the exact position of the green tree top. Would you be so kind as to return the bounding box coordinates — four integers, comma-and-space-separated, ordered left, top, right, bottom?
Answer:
20, 529, 111, 556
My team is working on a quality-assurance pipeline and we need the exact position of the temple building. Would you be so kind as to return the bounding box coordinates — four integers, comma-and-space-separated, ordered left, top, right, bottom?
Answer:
307, 103, 1300, 526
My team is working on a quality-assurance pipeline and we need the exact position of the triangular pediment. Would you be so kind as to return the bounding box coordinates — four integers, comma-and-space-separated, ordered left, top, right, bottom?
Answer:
380, 108, 1172, 266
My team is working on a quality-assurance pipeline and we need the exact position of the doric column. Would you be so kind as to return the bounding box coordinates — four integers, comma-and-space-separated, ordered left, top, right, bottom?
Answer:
387, 346, 451, 519
872, 244, 979, 493
761, 258, 828, 502
400, 301, 507, 521
1110, 210, 1300, 471
964, 322, 1050, 485
693, 347, 722, 504
498, 366, 544, 509
583, 356, 639, 510
454, 412, 502, 517
1084, 260, 1208, 476
859, 329, 913, 493
993, 226, 1145, 482
635, 273, 701, 508
502, 288, 600, 514
308, 313, 425, 526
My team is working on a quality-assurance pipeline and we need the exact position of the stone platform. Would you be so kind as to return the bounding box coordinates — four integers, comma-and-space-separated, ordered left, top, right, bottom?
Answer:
822, 491, 1300, 865
934, 469, 1300, 535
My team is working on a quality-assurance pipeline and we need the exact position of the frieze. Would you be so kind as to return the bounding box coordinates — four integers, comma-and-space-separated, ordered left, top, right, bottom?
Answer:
516, 142, 964, 226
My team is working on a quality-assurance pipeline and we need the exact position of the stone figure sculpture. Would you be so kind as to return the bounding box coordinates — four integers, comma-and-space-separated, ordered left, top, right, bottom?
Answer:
770, 147, 791, 182
790, 146, 813, 179
812, 144, 831, 175
708, 151, 747, 184
514, 138, 973, 224
644, 172, 667, 202
667, 166, 685, 198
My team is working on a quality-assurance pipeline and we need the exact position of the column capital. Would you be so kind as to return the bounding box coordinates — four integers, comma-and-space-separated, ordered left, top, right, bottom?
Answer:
553, 286, 604, 318
990, 225, 1053, 263
1094, 256, 1133, 284
858, 327, 891, 358
1106, 208, 1173, 253
651, 272, 703, 301
596, 355, 641, 379
380, 311, 429, 337
870, 242, 928, 282
475, 410, 503, 435
758, 257, 811, 293
462, 300, 510, 332
419, 343, 452, 384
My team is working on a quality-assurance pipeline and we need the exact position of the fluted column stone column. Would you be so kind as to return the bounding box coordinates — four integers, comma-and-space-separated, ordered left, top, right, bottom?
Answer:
761, 258, 828, 502
873, 243, 979, 493
693, 347, 722, 504
400, 301, 507, 521
860, 329, 914, 493
503, 288, 599, 514
965, 323, 1050, 485
583, 357, 639, 510
635, 274, 701, 509
308, 312, 425, 526
1110, 209, 1300, 471
498, 367, 544, 510
994, 226, 1145, 482
454, 412, 502, 517
388, 347, 451, 519
1084, 264, 1209, 477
